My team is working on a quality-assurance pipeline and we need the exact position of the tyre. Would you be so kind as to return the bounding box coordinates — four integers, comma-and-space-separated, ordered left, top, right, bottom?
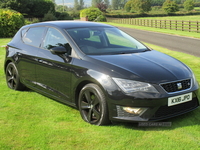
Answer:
78, 83, 111, 125
6, 62, 26, 90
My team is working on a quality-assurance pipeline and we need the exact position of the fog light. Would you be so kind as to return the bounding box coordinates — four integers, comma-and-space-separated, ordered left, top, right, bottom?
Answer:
122, 107, 147, 115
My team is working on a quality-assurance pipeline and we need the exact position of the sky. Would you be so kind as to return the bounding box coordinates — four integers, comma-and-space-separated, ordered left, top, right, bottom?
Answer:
55, 0, 91, 7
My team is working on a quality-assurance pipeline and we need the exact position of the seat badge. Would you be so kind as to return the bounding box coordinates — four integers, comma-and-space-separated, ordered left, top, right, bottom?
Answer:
177, 83, 182, 90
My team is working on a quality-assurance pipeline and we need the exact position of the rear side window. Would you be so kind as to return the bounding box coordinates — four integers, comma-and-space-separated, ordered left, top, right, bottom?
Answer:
22, 27, 46, 47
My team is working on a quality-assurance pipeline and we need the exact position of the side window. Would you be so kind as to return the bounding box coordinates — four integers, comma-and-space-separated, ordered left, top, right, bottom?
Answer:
43, 28, 71, 55
22, 27, 46, 47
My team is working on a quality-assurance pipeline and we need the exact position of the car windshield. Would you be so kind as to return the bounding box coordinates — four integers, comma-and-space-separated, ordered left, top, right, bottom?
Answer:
66, 27, 149, 55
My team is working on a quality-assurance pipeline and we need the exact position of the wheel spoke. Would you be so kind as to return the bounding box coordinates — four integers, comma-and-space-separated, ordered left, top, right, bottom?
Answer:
93, 96, 99, 106
10, 80, 15, 88
80, 101, 90, 109
92, 107, 100, 120
7, 68, 13, 76
87, 108, 92, 122
13, 77, 17, 84
7, 76, 13, 82
84, 90, 92, 103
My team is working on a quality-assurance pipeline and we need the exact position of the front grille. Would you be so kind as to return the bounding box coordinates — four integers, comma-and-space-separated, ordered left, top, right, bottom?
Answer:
160, 79, 191, 93
150, 98, 199, 120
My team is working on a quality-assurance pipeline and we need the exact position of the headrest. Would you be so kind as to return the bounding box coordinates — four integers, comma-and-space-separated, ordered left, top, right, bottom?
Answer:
77, 29, 90, 39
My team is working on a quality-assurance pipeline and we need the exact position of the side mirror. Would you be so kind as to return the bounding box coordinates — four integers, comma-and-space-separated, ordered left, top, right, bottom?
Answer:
50, 46, 67, 55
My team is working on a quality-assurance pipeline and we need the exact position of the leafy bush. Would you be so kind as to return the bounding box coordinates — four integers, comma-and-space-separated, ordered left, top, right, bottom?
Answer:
195, 2, 200, 7
184, 0, 194, 11
0, 9, 25, 38
94, 15, 107, 22
25, 18, 40, 25
80, 8, 104, 21
69, 10, 80, 19
124, 0, 151, 13
162, 0, 179, 14
55, 12, 73, 20
42, 10, 57, 21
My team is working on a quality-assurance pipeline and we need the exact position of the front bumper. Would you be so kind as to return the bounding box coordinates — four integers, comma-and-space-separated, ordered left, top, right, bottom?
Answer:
108, 90, 199, 122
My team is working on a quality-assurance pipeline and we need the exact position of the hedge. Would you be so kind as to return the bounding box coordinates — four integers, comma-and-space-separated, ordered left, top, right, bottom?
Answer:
0, 9, 25, 38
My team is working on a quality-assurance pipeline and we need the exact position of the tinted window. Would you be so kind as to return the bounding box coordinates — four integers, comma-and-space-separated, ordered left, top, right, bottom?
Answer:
22, 27, 46, 47
66, 27, 148, 55
43, 28, 71, 54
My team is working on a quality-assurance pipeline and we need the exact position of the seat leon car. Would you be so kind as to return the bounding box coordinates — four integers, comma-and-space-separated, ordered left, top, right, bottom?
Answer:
4, 21, 199, 125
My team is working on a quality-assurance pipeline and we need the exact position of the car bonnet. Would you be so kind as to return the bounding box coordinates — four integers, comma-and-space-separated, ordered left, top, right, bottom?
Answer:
89, 50, 192, 84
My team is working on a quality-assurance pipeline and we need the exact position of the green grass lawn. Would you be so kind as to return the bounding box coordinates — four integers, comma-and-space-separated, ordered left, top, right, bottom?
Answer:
106, 22, 200, 39
0, 38, 200, 149
139, 15, 200, 21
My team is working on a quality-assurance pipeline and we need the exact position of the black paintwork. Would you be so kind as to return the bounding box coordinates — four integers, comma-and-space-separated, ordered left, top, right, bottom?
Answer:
4, 21, 199, 122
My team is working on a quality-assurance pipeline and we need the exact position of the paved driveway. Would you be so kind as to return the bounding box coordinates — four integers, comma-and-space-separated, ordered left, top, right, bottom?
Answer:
118, 27, 200, 57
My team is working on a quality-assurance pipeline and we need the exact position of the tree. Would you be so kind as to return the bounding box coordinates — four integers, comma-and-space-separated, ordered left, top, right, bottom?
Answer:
0, 0, 55, 18
104, 0, 110, 7
97, 2, 108, 12
79, 0, 84, 9
111, 0, 120, 9
56, 5, 68, 12
162, 0, 179, 14
92, 0, 102, 7
124, 0, 151, 13
184, 0, 194, 11
74, 0, 80, 10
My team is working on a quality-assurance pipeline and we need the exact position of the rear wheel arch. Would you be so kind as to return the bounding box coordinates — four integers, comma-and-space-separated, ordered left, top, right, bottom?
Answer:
4, 60, 12, 73
5, 61, 26, 91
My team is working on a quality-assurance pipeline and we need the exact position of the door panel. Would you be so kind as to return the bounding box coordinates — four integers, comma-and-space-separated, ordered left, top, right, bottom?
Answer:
35, 27, 72, 101
18, 27, 46, 88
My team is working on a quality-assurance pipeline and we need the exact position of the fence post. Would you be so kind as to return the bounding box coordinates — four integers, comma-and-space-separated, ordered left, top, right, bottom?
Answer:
182, 21, 184, 31
189, 21, 191, 32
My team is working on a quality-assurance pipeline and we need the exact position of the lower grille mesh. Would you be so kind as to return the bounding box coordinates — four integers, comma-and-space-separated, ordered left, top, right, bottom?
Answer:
150, 98, 199, 120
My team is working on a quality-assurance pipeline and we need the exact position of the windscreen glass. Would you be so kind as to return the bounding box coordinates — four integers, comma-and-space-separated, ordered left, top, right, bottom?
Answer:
66, 27, 148, 55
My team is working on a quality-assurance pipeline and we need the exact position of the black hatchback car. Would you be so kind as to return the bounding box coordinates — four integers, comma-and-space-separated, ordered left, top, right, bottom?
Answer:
4, 21, 199, 125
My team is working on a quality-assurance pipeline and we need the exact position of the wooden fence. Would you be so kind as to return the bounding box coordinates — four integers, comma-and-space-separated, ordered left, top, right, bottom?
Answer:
107, 18, 200, 33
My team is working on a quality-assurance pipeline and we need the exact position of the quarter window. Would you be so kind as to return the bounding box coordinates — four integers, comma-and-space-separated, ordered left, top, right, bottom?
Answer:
22, 27, 46, 47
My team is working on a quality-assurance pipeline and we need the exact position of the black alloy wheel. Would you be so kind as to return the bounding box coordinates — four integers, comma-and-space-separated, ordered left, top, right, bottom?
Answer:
78, 83, 110, 125
6, 62, 25, 90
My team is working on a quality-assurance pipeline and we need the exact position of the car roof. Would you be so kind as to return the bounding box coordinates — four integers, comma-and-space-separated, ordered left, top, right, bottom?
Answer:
23, 21, 114, 29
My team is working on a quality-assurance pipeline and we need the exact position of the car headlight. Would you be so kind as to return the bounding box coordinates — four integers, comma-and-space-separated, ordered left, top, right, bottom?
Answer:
113, 78, 159, 94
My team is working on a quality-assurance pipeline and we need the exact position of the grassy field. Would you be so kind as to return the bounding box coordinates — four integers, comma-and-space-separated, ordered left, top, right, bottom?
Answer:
106, 22, 200, 39
139, 15, 200, 21
0, 36, 200, 149
106, 15, 200, 39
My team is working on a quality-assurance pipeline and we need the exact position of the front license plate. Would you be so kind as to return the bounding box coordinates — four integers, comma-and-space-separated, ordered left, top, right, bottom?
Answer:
168, 93, 192, 106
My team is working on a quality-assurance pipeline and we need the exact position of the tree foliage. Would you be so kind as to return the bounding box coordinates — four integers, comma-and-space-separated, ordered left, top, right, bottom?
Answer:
0, 9, 24, 37
111, 0, 121, 9
91, 0, 101, 7
74, 0, 85, 10
124, 0, 151, 13
80, 7, 103, 21
184, 0, 194, 11
0, 0, 55, 18
97, 2, 108, 12
162, 0, 179, 14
